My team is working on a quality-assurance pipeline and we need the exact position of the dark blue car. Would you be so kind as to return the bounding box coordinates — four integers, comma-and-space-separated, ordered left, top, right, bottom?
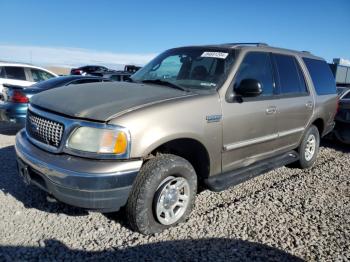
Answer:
0, 75, 110, 125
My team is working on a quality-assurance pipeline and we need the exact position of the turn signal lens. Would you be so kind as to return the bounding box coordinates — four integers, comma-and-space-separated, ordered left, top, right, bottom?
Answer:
114, 131, 128, 154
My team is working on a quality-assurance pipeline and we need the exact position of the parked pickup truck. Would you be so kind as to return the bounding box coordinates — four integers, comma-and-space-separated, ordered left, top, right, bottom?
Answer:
15, 43, 337, 234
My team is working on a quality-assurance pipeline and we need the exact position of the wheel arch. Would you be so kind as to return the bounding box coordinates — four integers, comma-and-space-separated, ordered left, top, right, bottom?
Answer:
311, 118, 324, 136
146, 137, 211, 182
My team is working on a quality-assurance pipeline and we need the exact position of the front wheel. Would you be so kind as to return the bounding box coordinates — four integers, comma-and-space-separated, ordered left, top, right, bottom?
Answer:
126, 154, 197, 235
294, 125, 320, 169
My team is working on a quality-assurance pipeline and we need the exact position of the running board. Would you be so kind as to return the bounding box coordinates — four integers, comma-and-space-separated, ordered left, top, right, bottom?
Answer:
205, 150, 299, 192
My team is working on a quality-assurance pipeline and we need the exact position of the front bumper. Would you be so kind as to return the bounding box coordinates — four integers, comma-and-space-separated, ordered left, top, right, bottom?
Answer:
0, 102, 28, 124
15, 130, 142, 212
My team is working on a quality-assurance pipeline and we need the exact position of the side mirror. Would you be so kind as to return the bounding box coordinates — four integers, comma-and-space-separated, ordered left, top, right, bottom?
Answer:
234, 79, 263, 97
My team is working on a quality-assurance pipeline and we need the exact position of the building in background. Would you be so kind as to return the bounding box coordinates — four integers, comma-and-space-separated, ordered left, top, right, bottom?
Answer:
329, 58, 350, 87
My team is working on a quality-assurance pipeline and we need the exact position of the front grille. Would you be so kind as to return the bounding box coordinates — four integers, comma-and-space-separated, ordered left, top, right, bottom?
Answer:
26, 110, 64, 148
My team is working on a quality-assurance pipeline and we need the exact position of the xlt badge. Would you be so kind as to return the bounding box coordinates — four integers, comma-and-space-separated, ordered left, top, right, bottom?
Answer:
206, 115, 222, 123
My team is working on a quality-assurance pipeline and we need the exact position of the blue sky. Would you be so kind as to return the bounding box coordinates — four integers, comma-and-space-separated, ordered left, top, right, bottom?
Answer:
0, 0, 349, 67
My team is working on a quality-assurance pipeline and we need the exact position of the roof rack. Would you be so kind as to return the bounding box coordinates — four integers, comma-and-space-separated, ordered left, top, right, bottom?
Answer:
223, 42, 269, 47
301, 51, 311, 54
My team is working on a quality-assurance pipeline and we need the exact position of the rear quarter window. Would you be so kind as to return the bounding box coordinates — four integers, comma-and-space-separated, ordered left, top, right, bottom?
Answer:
303, 58, 336, 95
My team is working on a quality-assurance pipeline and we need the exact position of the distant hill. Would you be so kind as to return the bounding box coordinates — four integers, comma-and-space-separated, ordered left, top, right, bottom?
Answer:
45, 66, 70, 75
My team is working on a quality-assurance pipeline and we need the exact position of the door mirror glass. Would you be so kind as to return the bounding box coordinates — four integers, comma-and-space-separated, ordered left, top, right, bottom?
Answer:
235, 79, 262, 97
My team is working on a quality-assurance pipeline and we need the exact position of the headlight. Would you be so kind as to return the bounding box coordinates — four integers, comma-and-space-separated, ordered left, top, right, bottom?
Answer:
66, 126, 130, 157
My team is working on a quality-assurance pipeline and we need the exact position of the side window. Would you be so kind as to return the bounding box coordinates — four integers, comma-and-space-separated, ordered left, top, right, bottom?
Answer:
234, 52, 274, 96
344, 92, 350, 99
273, 54, 306, 95
303, 58, 336, 95
4, 67, 26, 81
31, 69, 55, 82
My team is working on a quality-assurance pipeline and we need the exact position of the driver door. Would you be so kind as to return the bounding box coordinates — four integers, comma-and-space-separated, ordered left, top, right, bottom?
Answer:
221, 52, 279, 172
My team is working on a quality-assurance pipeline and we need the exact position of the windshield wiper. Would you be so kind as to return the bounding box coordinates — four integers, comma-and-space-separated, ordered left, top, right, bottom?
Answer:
141, 79, 187, 92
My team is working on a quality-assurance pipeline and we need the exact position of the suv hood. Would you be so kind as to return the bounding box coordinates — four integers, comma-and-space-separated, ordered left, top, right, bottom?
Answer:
30, 82, 195, 121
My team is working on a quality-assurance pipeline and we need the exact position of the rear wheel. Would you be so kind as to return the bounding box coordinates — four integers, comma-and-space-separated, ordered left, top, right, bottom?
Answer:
294, 125, 320, 169
126, 154, 197, 235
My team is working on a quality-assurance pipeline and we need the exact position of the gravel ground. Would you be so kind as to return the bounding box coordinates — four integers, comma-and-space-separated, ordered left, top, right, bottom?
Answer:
0, 123, 349, 261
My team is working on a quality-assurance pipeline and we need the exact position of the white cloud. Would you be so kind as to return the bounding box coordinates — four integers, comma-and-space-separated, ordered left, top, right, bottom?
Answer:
0, 44, 156, 69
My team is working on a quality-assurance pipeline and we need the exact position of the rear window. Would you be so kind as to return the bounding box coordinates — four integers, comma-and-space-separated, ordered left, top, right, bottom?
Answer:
274, 54, 307, 95
303, 58, 336, 95
4, 66, 26, 81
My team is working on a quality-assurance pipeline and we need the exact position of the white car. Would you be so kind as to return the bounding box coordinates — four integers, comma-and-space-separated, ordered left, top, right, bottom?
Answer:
0, 62, 57, 96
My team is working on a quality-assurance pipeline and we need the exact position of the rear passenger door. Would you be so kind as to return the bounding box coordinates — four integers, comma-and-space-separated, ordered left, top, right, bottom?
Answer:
272, 54, 313, 149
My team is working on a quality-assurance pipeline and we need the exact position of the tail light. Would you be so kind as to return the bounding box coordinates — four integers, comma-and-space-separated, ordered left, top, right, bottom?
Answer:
72, 69, 82, 75
9, 90, 29, 103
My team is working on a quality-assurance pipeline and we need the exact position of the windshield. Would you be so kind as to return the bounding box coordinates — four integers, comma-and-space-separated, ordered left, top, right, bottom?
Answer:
131, 47, 235, 90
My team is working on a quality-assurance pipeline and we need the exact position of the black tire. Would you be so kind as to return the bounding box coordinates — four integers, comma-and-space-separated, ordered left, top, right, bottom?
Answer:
126, 154, 197, 235
293, 125, 320, 169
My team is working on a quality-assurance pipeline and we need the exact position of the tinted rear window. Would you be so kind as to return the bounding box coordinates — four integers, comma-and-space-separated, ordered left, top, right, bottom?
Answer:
4, 66, 26, 80
274, 54, 307, 94
303, 58, 336, 95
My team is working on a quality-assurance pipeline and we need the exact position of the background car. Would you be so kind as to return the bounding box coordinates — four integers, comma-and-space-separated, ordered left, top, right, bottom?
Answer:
70, 65, 109, 76
71, 64, 141, 78
103, 71, 132, 81
334, 87, 350, 144
102, 65, 142, 81
124, 65, 141, 73
0, 75, 110, 125
0, 63, 57, 98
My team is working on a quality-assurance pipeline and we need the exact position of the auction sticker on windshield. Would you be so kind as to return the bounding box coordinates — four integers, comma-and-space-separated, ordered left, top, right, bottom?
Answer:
201, 52, 229, 59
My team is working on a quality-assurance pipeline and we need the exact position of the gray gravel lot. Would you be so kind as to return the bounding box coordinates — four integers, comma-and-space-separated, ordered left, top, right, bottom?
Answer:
0, 123, 349, 261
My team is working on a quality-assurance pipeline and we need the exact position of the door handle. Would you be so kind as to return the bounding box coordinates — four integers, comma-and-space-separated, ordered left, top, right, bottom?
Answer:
305, 101, 313, 109
266, 106, 277, 115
